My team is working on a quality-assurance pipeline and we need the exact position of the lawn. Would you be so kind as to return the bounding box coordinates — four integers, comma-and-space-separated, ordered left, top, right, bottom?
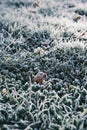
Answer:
0, 0, 87, 130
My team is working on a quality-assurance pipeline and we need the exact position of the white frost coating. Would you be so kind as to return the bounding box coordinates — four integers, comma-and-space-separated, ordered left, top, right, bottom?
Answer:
0, 0, 87, 50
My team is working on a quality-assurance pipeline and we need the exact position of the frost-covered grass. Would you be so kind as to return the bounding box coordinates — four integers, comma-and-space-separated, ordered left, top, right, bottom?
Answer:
0, 0, 87, 130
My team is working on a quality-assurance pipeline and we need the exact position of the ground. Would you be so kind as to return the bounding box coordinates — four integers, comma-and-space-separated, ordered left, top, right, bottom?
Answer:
0, 0, 87, 130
